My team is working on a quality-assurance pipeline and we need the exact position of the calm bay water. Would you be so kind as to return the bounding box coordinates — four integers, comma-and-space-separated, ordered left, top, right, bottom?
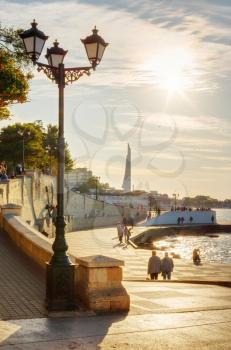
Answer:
154, 208, 231, 264
216, 208, 231, 224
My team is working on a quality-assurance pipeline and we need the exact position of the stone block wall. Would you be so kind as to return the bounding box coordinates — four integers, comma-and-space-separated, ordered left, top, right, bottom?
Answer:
75, 255, 130, 312
0, 173, 147, 233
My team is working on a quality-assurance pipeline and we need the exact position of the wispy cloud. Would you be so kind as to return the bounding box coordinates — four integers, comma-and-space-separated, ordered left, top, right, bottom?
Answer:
2, 0, 231, 92
1, 0, 231, 198
201, 166, 231, 172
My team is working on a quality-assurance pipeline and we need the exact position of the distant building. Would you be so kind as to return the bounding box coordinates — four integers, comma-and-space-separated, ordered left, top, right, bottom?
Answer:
99, 191, 171, 211
122, 144, 131, 192
65, 168, 92, 188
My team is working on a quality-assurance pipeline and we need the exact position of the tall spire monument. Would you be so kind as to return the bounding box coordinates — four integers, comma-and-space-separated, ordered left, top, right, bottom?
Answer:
122, 143, 131, 192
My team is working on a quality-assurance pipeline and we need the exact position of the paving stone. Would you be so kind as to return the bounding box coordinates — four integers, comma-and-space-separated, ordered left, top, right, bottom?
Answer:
0, 231, 46, 320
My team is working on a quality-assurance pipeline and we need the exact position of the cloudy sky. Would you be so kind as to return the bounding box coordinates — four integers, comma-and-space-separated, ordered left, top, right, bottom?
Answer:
1, 0, 231, 199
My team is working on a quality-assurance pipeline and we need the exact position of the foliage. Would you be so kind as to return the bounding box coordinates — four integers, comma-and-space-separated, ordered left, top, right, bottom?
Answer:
0, 24, 30, 65
78, 176, 109, 194
43, 124, 74, 173
0, 23, 32, 120
182, 195, 220, 208
0, 121, 74, 174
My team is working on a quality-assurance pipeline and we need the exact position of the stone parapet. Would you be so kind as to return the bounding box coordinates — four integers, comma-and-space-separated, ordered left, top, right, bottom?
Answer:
2, 214, 52, 268
75, 255, 130, 313
0, 203, 22, 228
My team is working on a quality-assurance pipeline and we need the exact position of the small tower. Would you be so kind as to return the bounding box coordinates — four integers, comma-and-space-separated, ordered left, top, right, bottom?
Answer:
122, 144, 131, 192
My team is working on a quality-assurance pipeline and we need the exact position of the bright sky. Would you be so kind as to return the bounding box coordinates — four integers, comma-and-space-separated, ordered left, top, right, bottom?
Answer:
1, 0, 231, 200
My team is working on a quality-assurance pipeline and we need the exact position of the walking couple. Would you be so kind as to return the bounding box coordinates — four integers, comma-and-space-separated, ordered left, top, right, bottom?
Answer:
116, 222, 131, 244
147, 250, 174, 280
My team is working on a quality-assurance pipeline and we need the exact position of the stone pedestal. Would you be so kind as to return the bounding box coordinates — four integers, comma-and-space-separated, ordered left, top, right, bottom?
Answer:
75, 255, 130, 313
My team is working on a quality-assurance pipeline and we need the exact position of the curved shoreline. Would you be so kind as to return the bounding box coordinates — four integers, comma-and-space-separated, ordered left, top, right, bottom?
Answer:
132, 224, 231, 246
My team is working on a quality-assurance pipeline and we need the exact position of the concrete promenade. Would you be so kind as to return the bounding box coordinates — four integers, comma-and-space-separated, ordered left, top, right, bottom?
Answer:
66, 226, 231, 284
0, 226, 230, 349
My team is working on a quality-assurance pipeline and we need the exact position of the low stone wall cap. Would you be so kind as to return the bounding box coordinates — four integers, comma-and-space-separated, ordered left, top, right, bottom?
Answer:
75, 254, 124, 267
2, 203, 22, 209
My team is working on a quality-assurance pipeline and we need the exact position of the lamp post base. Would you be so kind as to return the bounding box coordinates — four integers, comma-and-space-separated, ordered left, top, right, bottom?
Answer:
46, 262, 76, 311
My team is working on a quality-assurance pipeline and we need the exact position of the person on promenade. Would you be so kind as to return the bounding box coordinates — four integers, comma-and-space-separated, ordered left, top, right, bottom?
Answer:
116, 223, 124, 244
129, 214, 134, 229
124, 225, 132, 244
15, 164, 22, 175
147, 250, 161, 280
193, 249, 201, 265
122, 216, 127, 226
147, 211, 151, 220
161, 252, 174, 280
0, 169, 8, 181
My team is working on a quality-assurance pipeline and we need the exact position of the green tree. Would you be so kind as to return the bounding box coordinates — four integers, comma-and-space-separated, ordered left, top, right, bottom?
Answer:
0, 122, 46, 173
87, 176, 100, 189
0, 23, 32, 119
43, 124, 74, 172
99, 182, 109, 192
78, 177, 108, 194
79, 183, 89, 194
0, 121, 74, 174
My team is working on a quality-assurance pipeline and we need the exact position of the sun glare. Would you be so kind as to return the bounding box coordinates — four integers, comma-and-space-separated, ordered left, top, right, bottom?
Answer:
145, 47, 195, 94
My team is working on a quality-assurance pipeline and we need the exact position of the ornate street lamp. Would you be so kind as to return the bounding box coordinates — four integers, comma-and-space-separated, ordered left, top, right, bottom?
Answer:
45, 40, 67, 68
81, 26, 108, 69
20, 20, 108, 311
20, 19, 48, 63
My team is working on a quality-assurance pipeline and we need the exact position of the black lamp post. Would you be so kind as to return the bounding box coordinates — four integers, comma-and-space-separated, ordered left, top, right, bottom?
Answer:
17, 130, 31, 173
45, 145, 53, 175
95, 176, 100, 200
148, 194, 154, 213
20, 20, 108, 311
148, 195, 153, 212
172, 193, 179, 210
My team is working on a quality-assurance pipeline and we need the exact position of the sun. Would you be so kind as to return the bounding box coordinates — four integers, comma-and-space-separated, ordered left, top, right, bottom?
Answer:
145, 47, 195, 94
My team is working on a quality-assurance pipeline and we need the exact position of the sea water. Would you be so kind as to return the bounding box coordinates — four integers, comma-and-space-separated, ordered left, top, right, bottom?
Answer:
154, 208, 231, 264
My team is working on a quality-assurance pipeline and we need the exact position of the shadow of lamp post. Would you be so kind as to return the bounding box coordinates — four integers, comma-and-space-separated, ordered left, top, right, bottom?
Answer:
20, 20, 108, 311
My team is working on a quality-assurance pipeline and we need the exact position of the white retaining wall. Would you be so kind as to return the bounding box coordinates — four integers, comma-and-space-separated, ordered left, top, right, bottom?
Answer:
146, 210, 217, 226
0, 174, 147, 234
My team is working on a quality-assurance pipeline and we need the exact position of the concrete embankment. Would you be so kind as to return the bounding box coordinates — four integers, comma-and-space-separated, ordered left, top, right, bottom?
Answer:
0, 173, 147, 236
131, 224, 231, 246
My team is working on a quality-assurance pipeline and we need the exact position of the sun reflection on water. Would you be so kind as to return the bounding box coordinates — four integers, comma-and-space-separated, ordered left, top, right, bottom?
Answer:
152, 234, 231, 263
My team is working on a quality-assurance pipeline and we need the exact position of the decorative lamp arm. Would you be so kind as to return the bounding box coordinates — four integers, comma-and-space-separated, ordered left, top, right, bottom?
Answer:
36, 61, 92, 85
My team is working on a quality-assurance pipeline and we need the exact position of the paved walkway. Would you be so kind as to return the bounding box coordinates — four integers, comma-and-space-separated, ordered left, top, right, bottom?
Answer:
0, 285, 231, 349
65, 227, 231, 284
0, 226, 231, 349
0, 231, 46, 320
